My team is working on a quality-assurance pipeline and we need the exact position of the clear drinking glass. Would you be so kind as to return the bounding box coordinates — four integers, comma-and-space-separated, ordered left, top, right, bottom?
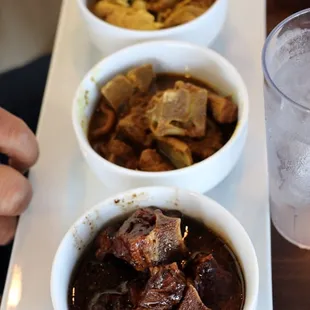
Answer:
263, 9, 310, 249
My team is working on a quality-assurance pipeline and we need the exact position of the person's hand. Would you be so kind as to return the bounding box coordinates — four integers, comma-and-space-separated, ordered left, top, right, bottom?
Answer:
0, 108, 39, 245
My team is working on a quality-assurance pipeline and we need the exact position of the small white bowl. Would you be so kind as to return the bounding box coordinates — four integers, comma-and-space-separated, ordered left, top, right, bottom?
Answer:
51, 186, 259, 310
76, 0, 228, 55
72, 41, 249, 193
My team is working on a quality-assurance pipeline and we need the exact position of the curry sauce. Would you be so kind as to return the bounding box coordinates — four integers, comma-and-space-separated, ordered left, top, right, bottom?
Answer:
88, 65, 237, 172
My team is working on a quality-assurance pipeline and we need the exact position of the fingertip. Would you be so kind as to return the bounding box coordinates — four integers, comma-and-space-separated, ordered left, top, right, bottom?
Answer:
0, 165, 33, 216
0, 108, 39, 170
12, 129, 39, 169
9, 175, 33, 216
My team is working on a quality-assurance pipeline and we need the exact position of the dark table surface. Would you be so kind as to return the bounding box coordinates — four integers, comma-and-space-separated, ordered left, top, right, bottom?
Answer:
267, 1, 310, 309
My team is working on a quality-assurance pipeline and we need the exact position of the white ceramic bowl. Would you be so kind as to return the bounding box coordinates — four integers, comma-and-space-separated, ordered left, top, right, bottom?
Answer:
72, 41, 249, 193
51, 186, 259, 310
76, 0, 228, 55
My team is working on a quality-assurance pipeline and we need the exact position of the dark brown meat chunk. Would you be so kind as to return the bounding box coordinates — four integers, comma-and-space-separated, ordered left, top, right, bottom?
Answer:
157, 137, 193, 169
96, 208, 186, 271
139, 149, 174, 172
137, 263, 186, 309
187, 118, 223, 160
178, 284, 211, 310
116, 209, 185, 270
127, 64, 155, 93
118, 107, 153, 147
192, 253, 234, 308
128, 278, 148, 307
101, 75, 134, 111
209, 92, 238, 124
96, 226, 118, 260
101, 139, 138, 169
147, 81, 207, 138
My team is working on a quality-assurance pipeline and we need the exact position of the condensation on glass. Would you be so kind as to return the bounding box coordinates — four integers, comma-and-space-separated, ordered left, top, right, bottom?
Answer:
263, 9, 310, 248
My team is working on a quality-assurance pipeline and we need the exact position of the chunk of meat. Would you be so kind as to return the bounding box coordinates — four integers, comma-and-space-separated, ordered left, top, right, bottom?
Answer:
100, 139, 138, 169
128, 278, 148, 307
157, 137, 193, 169
187, 118, 223, 160
96, 208, 186, 271
127, 64, 155, 93
192, 253, 234, 308
90, 103, 116, 138
118, 107, 153, 147
163, 4, 205, 28
146, 0, 178, 12
101, 75, 134, 111
175, 81, 207, 135
208, 92, 238, 124
137, 263, 186, 309
139, 149, 174, 172
178, 284, 211, 310
116, 209, 186, 270
96, 226, 118, 260
93, 1, 163, 30
148, 90, 189, 137
147, 81, 207, 138
129, 92, 154, 109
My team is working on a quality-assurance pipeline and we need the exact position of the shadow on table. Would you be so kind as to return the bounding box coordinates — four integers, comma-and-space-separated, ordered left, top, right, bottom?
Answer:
272, 223, 310, 310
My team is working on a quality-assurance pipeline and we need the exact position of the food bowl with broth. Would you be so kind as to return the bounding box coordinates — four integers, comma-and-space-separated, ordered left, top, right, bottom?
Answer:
72, 41, 249, 193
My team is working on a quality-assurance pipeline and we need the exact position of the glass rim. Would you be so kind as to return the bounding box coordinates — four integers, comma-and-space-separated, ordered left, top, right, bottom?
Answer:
262, 8, 310, 112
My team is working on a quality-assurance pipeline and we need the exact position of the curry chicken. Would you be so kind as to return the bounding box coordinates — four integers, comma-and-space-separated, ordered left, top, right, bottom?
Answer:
88, 64, 238, 172
91, 0, 216, 30
68, 207, 245, 309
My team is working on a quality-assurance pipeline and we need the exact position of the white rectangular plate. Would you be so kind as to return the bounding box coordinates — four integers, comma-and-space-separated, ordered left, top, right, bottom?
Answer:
1, 0, 272, 309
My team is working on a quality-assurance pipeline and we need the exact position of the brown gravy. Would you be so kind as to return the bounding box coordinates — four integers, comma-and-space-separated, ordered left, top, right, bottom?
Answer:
68, 208, 244, 310
88, 73, 237, 171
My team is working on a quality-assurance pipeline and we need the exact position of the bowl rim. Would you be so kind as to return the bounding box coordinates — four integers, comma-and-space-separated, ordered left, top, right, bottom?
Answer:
72, 40, 249, 178
50, 186, 259, 310
76, 0, 224, 37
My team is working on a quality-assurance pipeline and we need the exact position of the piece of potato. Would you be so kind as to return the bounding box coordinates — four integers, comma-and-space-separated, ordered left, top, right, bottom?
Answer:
101, 75, 134, 111
127, 64, 154, 93
157, 137, 193, 168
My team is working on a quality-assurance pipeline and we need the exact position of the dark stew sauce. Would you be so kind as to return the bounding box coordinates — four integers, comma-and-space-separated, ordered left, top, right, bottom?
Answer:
88, 71, 237, 172
68, 208, 245, 310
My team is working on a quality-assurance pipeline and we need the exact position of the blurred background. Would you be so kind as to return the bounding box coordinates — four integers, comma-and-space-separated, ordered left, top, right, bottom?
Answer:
267, 0, 308, 33
0, 0, 61, 73
0, 0, 308, 72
